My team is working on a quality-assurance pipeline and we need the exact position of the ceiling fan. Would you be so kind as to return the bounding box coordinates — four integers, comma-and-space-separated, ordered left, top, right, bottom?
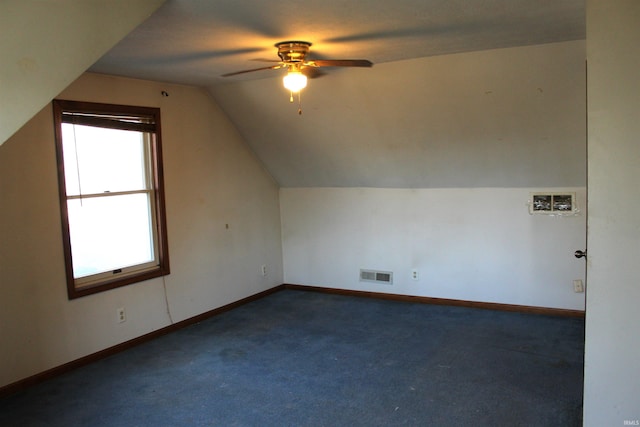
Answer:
222, 41, 373, 113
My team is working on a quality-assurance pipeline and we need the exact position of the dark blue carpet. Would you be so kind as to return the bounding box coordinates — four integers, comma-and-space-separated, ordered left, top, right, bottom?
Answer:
0, 289, 584, 426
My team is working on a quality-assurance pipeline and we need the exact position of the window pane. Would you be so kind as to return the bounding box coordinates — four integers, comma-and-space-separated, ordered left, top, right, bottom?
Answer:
61, 124, 147, 195
67, 193, 155, 278
54, 100, 169, 298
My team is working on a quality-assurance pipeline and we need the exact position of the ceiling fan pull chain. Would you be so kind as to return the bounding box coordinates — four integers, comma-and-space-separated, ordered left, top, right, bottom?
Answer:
289, 91, 294, 103
298, 92, 303, 115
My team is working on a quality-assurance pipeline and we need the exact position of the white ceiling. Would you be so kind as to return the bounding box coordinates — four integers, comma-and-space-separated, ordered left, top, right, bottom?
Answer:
90, 0, 585, 88
88, 0, 586, 189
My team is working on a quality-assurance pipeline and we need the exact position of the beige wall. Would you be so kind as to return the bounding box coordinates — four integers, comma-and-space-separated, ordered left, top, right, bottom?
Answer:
0, 73, 283, 388
584, 0, 640, 424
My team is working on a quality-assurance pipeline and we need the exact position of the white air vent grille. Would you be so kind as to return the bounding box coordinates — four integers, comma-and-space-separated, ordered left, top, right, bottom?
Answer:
360, 269, 393, 284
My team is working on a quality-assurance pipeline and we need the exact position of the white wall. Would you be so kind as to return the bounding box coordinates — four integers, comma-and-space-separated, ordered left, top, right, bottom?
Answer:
0, 0, 165, 146
276, 43, 586, 313
583, 1, 640, 424
0, 73, 283, 388
282, 187, 586, 310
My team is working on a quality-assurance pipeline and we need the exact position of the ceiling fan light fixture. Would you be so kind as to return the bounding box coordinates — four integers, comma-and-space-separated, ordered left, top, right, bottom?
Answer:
283, 70, 307, 93
222, 40, 372, 114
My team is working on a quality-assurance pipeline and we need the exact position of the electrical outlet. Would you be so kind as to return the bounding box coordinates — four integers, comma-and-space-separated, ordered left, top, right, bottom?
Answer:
117, 307, 126, 323
573, 280, 584, 293
411, 269, 419, 281
261, 265, 267, 276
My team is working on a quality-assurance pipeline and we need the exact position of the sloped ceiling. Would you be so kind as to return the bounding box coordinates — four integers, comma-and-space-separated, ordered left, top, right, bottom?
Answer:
211, 40, 586, 188
89, 0, 586, 188
0, 0, 165, 146
91, 0, 585, 86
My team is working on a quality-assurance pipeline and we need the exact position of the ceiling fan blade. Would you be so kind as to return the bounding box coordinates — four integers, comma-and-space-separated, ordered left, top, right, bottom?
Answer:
221, 64, 284, 77
250, 58, 282, 63
308, 59, 373, 68
301, 66, 327, 79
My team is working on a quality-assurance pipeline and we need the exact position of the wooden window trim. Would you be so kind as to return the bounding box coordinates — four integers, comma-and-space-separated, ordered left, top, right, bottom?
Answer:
52, 100, 170, 299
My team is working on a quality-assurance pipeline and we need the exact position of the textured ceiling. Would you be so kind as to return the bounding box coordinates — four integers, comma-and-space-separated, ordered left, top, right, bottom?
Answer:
88, 0, 586, 189
90, 0, 585, 88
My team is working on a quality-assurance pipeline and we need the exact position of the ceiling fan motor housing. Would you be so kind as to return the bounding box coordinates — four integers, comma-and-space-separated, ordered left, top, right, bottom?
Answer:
276, 41, 311, 63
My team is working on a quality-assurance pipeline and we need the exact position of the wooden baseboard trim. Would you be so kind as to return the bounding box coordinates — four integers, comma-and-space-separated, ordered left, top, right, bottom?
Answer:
0, 284, 285, 399
283, 284, 585, 318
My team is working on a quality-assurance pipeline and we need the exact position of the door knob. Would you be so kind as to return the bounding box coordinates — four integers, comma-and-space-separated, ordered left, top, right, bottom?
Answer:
574, 250, 587, 259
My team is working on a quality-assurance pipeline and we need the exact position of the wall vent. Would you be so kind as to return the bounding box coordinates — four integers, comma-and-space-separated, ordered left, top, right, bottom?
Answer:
360, 269, 393, 285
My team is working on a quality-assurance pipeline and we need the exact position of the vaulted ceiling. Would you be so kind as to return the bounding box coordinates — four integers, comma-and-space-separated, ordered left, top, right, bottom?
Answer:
92, 0, 587, 188
90, 0, 585, 87
0, 0, 165, 146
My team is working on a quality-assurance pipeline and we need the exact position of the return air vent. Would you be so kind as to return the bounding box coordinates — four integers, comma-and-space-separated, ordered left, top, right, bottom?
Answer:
360, 269, 393, 285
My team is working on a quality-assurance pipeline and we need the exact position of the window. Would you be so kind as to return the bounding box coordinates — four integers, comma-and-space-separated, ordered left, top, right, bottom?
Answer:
53, 100, 170, 299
